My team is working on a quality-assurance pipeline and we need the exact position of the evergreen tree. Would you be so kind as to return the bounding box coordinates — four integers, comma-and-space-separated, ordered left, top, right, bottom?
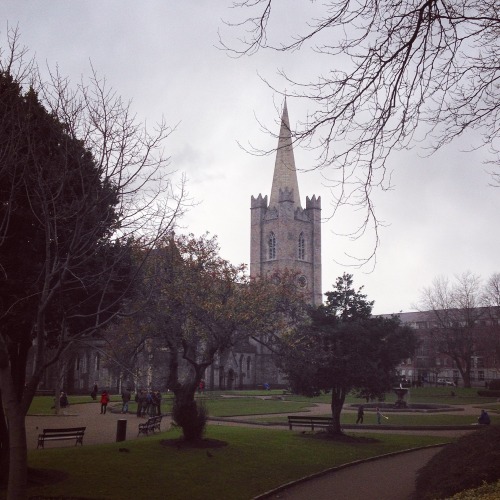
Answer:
278, 274, 418, 435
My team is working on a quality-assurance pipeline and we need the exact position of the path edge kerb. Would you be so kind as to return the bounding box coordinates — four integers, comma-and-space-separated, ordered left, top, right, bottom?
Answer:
252, 443, 448, 500
208, 417, 477, 431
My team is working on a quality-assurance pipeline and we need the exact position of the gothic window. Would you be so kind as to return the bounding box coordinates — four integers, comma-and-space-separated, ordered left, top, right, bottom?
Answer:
298, 232, 305, 260
268, 232, 276, 260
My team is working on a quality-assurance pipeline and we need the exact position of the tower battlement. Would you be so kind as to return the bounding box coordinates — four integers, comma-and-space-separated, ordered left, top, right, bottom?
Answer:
306, 195, 321, 209
251, 194, 268, 209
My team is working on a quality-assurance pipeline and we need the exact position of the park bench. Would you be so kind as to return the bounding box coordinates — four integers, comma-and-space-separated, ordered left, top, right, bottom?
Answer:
287, 416, 334, 431
37, 427, 86, 449
138, 415, 163, 436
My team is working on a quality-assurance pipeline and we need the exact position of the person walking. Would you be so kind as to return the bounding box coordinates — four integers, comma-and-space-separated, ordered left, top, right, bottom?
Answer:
356, 405, 364, 424
100, 390, 110, 414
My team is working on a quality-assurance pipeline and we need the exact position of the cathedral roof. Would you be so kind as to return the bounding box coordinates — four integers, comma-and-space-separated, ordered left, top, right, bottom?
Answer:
269, 99, 302, 208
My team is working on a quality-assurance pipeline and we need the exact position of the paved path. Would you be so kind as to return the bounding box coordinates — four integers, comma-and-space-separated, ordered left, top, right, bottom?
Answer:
27, 401, 172, 449
260, 447, 443, 500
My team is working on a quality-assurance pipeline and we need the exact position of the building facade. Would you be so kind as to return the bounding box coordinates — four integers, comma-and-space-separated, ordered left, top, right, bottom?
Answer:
393, 309, 500, 387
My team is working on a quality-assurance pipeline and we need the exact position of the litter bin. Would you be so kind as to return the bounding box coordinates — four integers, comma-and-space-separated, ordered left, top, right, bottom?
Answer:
116, 419, 127, 442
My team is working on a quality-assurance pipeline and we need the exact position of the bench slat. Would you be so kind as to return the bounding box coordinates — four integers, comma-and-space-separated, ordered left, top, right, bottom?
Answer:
287, 416, 333, 431
37, 427, 86, 449
138, 416, 162, 436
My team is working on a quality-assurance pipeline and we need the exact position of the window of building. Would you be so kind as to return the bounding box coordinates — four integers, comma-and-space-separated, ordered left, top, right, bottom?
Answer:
268, 232, 276, 260
478, 370, 485, 381
95, 353, 100, 371
298, 233, 305, 260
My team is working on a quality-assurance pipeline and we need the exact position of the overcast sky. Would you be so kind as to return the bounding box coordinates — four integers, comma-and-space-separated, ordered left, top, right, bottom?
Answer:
3, 1, 500, 314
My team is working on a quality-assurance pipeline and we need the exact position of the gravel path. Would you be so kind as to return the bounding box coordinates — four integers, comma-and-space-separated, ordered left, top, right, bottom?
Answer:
27, 402, 172, 449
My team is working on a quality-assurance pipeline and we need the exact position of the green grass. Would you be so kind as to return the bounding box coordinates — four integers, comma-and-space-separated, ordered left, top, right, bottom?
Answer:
19, 426, 451, 500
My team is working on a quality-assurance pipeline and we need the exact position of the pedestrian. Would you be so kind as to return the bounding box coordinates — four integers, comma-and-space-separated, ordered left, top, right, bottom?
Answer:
356, 404, 364, 424
91, 382, 98, 400
59, 391, 69, 408
100, 390, 110, 414
121, 387, 131, 414
145, 390, 154, 416
478, 409, 491, 425
153, 390, 162, 416
136, 389, 147, 417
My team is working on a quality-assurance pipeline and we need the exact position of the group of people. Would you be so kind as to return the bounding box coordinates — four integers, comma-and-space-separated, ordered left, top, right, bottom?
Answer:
95, 387, 163, 416
135, 389, 162, 417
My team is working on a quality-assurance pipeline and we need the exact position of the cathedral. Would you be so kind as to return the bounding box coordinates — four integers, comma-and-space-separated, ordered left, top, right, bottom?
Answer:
205, 100, 323, 390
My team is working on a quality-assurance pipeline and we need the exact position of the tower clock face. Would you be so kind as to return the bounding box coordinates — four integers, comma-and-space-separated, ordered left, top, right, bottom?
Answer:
297, 275, 307, 288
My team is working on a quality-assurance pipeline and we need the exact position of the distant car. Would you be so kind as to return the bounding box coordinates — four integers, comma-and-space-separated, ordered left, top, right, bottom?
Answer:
437, 378, 454, 386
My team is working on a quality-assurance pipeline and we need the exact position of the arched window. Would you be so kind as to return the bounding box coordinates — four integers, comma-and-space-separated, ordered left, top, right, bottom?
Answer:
268, 232, 276, 260
298, 232, 305, 260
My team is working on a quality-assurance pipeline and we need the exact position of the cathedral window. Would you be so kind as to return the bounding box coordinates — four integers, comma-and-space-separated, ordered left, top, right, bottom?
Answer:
268, 232, 276, 260
298, 233, 305, 260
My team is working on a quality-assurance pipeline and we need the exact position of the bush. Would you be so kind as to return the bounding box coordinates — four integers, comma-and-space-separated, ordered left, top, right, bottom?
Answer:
488, 380, 500, 391
415, 426, 500, 499
477, 390, 500, 397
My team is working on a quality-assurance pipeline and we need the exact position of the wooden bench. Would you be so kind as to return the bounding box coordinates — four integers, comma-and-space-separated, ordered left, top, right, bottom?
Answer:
138, 415, 162, 436
287, 416, 333, 431
37, 427, 86, 449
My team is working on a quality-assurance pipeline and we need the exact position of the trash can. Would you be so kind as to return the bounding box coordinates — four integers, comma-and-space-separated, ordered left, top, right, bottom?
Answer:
116, 419, 127, 442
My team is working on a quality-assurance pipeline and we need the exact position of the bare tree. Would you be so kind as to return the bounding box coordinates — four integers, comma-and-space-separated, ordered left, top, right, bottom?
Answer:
419, 271, 485, 387
0, 29, 187, 498
482, 273, 500, 375
222, 1, 500, 258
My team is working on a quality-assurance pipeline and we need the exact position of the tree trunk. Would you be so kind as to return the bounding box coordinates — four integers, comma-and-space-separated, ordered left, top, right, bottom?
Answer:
172, 365, 207, 441
0, 365, 28, 500
0, 394, 10, 488
329, 387, 346, 435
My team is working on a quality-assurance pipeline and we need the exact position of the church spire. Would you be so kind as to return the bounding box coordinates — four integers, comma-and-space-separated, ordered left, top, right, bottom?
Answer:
269, 99, 302, 208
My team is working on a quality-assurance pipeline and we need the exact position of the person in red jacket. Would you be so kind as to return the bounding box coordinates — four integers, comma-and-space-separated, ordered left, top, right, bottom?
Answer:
100, 391, 110, 414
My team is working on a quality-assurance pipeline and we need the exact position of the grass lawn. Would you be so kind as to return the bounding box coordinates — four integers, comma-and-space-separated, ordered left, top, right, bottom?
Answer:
19, 426, 452, 500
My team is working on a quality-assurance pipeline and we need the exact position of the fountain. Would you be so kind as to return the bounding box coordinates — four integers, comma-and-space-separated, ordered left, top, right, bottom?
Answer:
393, 384, 409, 408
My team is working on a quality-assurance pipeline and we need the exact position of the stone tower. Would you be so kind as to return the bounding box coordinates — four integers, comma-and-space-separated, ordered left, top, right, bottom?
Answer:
250, 100, 322, 306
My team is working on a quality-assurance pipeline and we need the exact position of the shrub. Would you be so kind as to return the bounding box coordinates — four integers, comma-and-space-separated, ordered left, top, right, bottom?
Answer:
477, 390, 500, 397
415, 426, 500, 499
488, 380, 500, 391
